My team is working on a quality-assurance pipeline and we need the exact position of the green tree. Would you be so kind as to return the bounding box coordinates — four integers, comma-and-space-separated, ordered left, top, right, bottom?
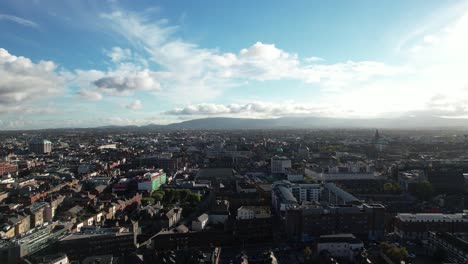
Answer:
142, 197, 155, 206
178, 189, 191, 202
151, 190, 165, 202
164, 189, 175, 203
187, 192, 201, 205
380, 242, 408, 263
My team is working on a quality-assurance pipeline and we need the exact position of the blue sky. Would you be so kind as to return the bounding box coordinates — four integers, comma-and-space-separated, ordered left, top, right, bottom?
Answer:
1, 0, 468, 129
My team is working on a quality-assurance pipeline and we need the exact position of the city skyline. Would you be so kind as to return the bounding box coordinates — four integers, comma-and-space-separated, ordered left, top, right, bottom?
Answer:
1, 0, 468, 129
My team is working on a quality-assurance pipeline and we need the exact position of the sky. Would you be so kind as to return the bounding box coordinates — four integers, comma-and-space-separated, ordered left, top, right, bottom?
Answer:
1, 0, 468, 129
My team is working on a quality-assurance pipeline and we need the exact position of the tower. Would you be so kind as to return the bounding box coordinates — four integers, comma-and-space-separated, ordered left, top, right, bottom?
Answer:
374, 129, 380, 143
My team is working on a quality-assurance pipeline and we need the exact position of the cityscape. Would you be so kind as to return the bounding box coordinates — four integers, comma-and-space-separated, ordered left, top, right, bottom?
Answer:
1, 1, 468, 264
0, 128, 468, 263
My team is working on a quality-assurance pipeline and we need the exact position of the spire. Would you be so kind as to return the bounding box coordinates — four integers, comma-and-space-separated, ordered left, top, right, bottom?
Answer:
374, 129, 380, 142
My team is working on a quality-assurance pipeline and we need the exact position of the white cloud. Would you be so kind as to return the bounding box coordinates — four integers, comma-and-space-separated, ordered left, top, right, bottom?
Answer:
72, 65, 161, 100
410, 45, 423, 53
0, 14, 38, 28
126, 99, 142, 110
101, 10, 406, 102
93, 69, 160, 95
304, 56, 324, 62
106, 47, 132, 62
0, 48, 63, 109
78, 89, 103, 101
165, 102, 327, 118
423, 34, 439, 44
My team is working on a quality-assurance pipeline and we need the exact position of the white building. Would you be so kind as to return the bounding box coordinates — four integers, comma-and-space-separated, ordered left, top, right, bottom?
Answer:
289, 183, 322, 203
236, 206, 271, 220
272, 181, 324, 214
192, 213, 209, 231
271, 156, 291, 174
29, 139, 52, 154
317, 234, 364, 261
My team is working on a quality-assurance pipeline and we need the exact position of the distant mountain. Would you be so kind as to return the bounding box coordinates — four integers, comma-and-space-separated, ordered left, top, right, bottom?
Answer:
163, 116, 468, 130
2, 116, 468, 132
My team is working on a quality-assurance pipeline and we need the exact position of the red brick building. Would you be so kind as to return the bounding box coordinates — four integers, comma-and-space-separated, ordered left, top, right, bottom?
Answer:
0, 162, 17, 175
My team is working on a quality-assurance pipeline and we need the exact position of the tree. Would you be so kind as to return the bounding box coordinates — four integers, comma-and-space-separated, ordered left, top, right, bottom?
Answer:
187, 192, 201, 205
164, 189, 175, 204
380, 242, 408, 263
179, 189, 191, 202
152, 190, 165, 202
384, 182, 401, 194
142, 197, 155, 206
415, 181, 434, 200
383, 183, 394, 193
304, 246, 312, 261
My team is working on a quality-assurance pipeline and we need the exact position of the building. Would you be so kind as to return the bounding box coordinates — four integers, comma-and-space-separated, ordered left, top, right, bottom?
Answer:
398, 171, 421, 192
272, 181, 322, 213
427, 232, 468, 263
192, 213, 209, 231
292, 183, 322, 203
272, 181, 360, 215
297, 144, 310, 160
286, 168, 304, 181
32, 253, 69, 264
195, 168, 235, 186
209, 200, 230, 224
112, 178, 130, 193
0, 223, 69, 264
394, 213, 468, 240
317, 234, 364, 262
0, 163, 17, 176
26, 202, 47, 228
161, 208, 183, 229
322, 182, 361, 205
317, 162, 377, 181
236, 181, 257, 193
29, 139, 52, 154
285, 203, 385, 242
137, 169, 167, 193
58, 226, 137, 262
234, 215, 273, 243
373, 129, 388, 151
271, 156, 291, 174
428, 167, 465, 193
138, 155, 179, 171
7, 213, 31, 236
236, 206, 271, 220
271, 183, 298, 214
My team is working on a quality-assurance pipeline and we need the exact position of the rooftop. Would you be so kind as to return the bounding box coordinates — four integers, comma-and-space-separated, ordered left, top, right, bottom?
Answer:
318, 234, 363, 244
397, 213, 468, 222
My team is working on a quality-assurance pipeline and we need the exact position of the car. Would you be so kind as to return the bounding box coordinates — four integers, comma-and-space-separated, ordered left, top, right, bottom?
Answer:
409, 253, 416, 258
